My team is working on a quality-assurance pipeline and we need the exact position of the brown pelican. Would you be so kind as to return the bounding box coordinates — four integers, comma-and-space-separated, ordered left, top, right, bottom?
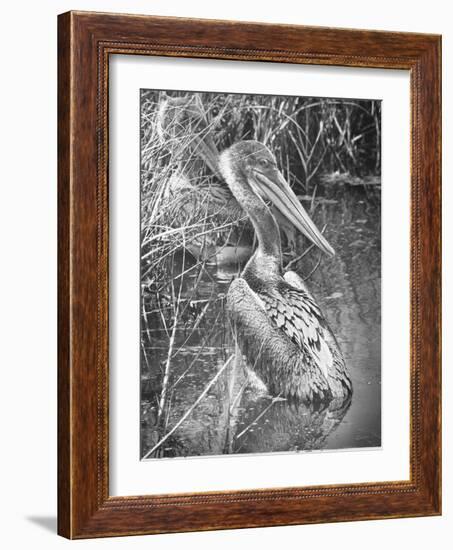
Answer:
154, 94, 250, 262
219, 141, 352, 403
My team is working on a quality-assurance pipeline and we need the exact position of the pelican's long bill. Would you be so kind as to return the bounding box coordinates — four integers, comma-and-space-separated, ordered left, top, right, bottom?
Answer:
252, 168, 335, 257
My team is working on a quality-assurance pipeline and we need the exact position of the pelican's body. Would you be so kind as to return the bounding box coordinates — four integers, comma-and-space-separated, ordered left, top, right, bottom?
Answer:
219, 141, 352, 403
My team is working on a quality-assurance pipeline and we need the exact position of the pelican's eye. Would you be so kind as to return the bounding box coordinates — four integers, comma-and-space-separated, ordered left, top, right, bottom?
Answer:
258, 158, 270, 168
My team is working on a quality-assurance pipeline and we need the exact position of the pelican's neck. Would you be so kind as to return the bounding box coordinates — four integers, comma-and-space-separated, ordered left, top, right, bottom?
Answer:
249, 201, 282, 262
221, 160, 282, 264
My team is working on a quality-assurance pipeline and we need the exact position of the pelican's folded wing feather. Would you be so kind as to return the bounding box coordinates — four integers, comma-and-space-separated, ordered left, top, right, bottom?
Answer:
260, 274, 352, 399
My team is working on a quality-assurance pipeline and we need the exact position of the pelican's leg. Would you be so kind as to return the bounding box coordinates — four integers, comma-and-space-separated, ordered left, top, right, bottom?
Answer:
245, 366, 269, 397
230, 321, 269, 397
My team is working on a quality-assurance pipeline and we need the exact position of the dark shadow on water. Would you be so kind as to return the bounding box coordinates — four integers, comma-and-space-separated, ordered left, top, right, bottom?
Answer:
26, 516, 57, 534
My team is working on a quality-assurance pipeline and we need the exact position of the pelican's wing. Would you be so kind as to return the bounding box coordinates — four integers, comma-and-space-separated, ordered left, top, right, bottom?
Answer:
260, 273, 352, 399
259, 283, 331, 369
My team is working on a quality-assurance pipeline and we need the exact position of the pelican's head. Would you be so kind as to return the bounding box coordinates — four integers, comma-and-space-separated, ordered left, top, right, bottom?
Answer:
157, 94, 220, 175
219, 140, 335, 257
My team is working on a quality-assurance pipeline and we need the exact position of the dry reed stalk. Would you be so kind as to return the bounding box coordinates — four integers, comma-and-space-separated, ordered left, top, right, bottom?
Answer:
143, 355, 235, 458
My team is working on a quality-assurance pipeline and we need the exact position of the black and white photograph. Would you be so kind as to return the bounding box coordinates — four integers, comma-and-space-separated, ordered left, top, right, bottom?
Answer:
140, 89, 381, 459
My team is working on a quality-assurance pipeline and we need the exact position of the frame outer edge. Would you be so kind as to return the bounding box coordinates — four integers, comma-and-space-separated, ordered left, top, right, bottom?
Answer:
424, 36, 442, 515
408, 38, 442, 515
435, 35, 442, 515
57, 11, 73, 539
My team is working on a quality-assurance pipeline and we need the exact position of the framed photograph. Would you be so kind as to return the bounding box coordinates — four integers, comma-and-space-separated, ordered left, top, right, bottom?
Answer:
58, 11, 441, 539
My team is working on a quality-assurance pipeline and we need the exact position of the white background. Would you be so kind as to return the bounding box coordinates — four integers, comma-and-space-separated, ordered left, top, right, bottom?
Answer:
0, 0, 450, 548
110, 57, 410, 495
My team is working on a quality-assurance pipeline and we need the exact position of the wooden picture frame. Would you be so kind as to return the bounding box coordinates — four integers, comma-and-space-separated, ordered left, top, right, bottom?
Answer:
58, 10, 441, 539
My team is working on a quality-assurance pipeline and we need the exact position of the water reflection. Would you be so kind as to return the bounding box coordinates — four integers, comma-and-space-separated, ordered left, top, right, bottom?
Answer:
233, 392, 352, 454
141, 186, 381, 458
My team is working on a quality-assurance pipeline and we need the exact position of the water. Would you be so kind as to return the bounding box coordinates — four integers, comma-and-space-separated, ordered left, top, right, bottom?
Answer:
141, 184, 381, 458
